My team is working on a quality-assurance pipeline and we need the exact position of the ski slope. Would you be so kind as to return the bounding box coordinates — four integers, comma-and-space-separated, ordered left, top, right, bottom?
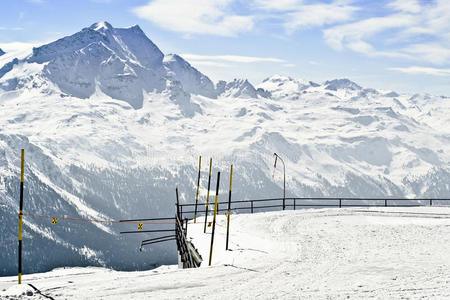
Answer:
1, 207, 450, 299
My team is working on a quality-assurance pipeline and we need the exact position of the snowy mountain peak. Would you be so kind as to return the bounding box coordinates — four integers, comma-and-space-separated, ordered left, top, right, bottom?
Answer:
217, 78, 259, 98
0, 48, 4, 56
90, 21, 113, 32
262, 74, 294, 83
0, 21, 220, 109
257, 74, 310, 100
163, 54, 216, 98
324, 78, 362, 91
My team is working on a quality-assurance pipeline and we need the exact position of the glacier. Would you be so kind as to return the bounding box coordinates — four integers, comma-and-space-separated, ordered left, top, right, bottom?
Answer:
0, 21, 449, 276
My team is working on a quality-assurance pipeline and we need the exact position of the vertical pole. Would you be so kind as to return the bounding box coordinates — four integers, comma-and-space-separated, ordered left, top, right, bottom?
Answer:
430, 199, 432, 206
204, 158, 212, 233
283, 163, 285, 210
251, 201, 253, 214
339, 198, 342, 208
294, 198, 296, 210
176, 188, 180, 219
208, 172, 220, 266
194, 156, 202, 223
226, 165, 233, 250
18, 149, 24, 284
384, 199, 387, 207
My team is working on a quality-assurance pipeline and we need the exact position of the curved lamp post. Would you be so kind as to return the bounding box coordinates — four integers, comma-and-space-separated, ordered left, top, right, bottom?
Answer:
273, 153, 286, 210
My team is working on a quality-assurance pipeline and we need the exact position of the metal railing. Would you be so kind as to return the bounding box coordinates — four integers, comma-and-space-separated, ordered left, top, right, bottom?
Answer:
175, 188, 203, 268
178, 197, 450, 220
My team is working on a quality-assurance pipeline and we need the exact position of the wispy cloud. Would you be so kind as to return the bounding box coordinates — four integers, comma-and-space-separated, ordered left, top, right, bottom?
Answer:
0, 42, 40, 52
323, 14, 415, 52
132, 0, 254, 37
188, 61, 230, 68
254, 0, 358, 33
389, 66, 450, 76
181, 54, 285, 63
323, 1, 450, 65
0, 27, 24, 31
283, 3, 359, 33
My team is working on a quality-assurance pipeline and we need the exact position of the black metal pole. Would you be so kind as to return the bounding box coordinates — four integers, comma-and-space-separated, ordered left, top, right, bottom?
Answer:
209, 172, 220, 266
226, 165, 233, 250
194, 156, 201, 223
18, 149, 24, 284
204, 158, 212, 233
274, 153, 286, 210
176, 187, 180, 220
142, 235, 176, 243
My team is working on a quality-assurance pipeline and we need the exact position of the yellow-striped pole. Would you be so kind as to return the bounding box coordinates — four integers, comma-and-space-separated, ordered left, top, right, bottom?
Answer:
209, 171, 220, 266
203, 158, 212, 233
226, 164, 233, 250
18, 149, 24, 284
194, 156, 201, 223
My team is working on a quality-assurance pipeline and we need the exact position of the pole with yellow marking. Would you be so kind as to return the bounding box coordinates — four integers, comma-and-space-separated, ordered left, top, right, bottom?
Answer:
194, 156, 201, 223
18, 149, 24, 284
203, 158, 212, 233
208, 171, 220, 266
226, 164, 233, 250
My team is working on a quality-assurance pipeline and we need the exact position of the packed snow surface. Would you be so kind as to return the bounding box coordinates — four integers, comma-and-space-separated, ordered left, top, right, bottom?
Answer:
1, 207, 450, 299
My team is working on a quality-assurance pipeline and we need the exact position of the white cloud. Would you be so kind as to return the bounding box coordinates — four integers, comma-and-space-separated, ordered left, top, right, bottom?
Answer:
284, 3, 359, 33
254, 0, 358, 33
389, 66, 450, 76
0, 27, 24, 31
189, 61, 230, 67
132, 0, 254, 36
0, 42, 39, 52
404, 43, 450, 65
322, 1, 450, 65
181, 54, 285, 63
387, 0, 422, 13
323, 14, 415, 52
254, 0, 304, 11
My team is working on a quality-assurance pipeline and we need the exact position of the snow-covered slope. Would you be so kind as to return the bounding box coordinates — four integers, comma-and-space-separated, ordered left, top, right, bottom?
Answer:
163, 54, 216, 98
0, 22, 449, 276
216, 78, 270, 98
1, 207, 450, 299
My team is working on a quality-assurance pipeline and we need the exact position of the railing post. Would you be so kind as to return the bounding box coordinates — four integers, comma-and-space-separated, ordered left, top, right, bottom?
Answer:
209, 172, 220, 266
204, 158, 212, 233
226, 164, 233, 251
251, 201, 253, 214
293, 198, 296, 210
18, 149, 24, 284
430, 199, 432, 206
339, 198, 341, 208
385, 199, 387, 207
184, 218, 188, 235
194, 156, 202, 223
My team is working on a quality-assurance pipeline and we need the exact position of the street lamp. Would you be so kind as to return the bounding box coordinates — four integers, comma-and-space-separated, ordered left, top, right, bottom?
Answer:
273, 153, 286, 210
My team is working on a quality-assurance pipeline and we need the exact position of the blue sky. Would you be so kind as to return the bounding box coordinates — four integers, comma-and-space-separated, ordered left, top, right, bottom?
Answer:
1, 0, 449, 95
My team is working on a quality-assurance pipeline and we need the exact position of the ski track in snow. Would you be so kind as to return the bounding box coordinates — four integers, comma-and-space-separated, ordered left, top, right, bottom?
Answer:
1, 207, 450, 299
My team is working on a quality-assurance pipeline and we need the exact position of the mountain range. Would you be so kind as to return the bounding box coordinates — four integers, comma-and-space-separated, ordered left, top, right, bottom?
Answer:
0, 21, 449, 275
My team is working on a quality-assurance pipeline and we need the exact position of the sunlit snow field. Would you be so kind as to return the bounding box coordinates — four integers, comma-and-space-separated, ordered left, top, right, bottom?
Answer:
2, 207, 450, 299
